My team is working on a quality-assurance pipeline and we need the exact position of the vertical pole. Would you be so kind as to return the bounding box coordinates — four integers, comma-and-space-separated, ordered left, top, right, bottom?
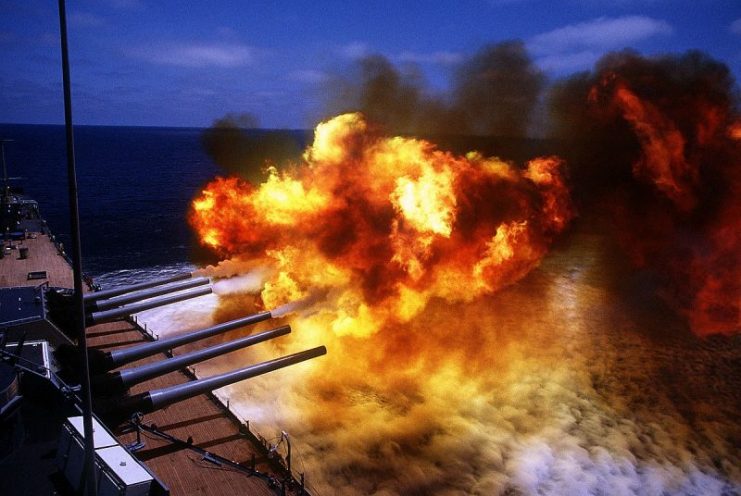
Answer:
57, 2, 97, 495
1, 140, 8, 193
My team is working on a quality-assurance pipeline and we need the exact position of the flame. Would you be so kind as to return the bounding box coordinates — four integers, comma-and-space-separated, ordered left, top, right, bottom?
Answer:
612, 79, 697, 211
590, 71, 740, 336
729, 121, 741, 140
191, 113, 573, 334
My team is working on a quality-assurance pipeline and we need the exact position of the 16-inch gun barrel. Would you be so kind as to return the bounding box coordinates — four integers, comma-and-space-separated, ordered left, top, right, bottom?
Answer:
83, 272, 194, 302
86, 277, 210, 312
93, 325, 291, 394
107, 346, 326, 421
87, 286, 212, 326
90, 311, 272, 373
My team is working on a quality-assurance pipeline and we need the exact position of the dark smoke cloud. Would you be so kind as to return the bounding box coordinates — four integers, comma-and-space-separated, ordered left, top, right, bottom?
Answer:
323, 54, 429, 134
546, 49, 740, 336
451, 41, 545, 137
321, 40, 545, 139
548, 49, 739, 206
201, 112, 309, 182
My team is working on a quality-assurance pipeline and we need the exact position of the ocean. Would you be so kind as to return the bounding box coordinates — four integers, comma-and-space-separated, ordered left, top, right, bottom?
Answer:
0, 124, 222, 286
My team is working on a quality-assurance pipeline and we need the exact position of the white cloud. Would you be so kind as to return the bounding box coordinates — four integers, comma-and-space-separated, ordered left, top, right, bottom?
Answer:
397, 50, 463, 66
288, 69, 330, 84
104, 0, 145, 9
68, 11, 107, 28
529, 15, 672, 56
535, 50, 601, 73
338, 41, 372, 60
731, 18, 741, 35
130, 42, 257, 68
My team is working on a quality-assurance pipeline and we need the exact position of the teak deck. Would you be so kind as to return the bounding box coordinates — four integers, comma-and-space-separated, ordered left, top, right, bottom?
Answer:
0, 233, 74, 289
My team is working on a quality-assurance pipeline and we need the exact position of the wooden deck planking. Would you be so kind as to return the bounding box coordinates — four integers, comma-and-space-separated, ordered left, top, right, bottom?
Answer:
0, 234, 74, 288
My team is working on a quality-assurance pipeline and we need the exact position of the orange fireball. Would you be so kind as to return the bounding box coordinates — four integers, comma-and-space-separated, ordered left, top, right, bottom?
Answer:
190, 113, 574, 334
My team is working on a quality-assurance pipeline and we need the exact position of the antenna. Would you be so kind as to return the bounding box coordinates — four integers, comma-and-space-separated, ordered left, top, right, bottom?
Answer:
0, 139, 14, 197
57, 1, 97, 494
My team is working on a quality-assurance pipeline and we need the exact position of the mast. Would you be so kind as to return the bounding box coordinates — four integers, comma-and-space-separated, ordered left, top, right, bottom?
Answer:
57, 1, 97, 494
0, 139, 13, 197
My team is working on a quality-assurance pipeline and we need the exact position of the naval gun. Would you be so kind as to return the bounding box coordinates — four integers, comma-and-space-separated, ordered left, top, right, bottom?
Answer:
55, 310, 274, 380
84, 276, 210, 313
87, 310, 273, 374
97, 346, 327, 425
92, 324, 291, 395
82, 271, 194, 303
45, 272, 213, 338
85, 286, 213, 325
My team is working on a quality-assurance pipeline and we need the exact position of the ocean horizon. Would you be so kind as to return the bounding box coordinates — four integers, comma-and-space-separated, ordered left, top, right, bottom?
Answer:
0, 123, 226, 284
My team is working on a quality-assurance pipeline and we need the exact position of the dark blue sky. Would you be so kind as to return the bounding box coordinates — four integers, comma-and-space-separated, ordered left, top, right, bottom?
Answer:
1, 0, 739, 128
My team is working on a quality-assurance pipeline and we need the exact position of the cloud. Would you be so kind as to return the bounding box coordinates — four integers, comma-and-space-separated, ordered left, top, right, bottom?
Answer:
68, 11, 107, 28
535, 50, 601, 73
731, 18, 741, 35
288, 69, 330, 84
397, 50, 464, 66
130, 42, 257, 68
338, 41, 372, 60
103, 0, 145, 9
529, 15, 673, 56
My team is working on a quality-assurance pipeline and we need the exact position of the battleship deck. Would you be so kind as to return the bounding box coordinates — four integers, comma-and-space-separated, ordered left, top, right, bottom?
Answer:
1, 231, 287, 495
0, 233, 74, 289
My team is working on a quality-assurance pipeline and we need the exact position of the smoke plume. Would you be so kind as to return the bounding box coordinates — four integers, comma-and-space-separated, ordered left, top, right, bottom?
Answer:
323, 41, 544, 139
547, 50, 740, 336
200, 112, 308, 182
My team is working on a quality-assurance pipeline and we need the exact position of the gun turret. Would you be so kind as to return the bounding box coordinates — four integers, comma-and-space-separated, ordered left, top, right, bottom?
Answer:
87, 286, 212, 326
98, 346, 327, 424
87, 311, 272, 374
93, 325, 290, 394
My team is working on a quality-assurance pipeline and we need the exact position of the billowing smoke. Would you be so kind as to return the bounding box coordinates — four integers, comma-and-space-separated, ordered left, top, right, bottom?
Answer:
451, 41, 545, 137
547, 50, 740, 336
200, 112, 308, 182
324, 41, 544, 139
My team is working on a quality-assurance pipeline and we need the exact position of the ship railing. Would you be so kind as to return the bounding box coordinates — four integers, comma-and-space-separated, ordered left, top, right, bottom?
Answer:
178, 359, 309, 492
127, 314, 160, 342
1, 315, 43, 328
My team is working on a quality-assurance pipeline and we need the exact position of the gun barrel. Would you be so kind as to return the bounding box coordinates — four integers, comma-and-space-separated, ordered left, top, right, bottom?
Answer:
97, 325, 291, 393
83, 272, 193, 302
117, 346, 326, 417
87, 286, 212, 326
99, 311, 272, 372
88, 277, 210, 312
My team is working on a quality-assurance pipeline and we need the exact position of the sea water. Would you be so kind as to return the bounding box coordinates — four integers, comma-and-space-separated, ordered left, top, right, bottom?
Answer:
0, 124, 219, 284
